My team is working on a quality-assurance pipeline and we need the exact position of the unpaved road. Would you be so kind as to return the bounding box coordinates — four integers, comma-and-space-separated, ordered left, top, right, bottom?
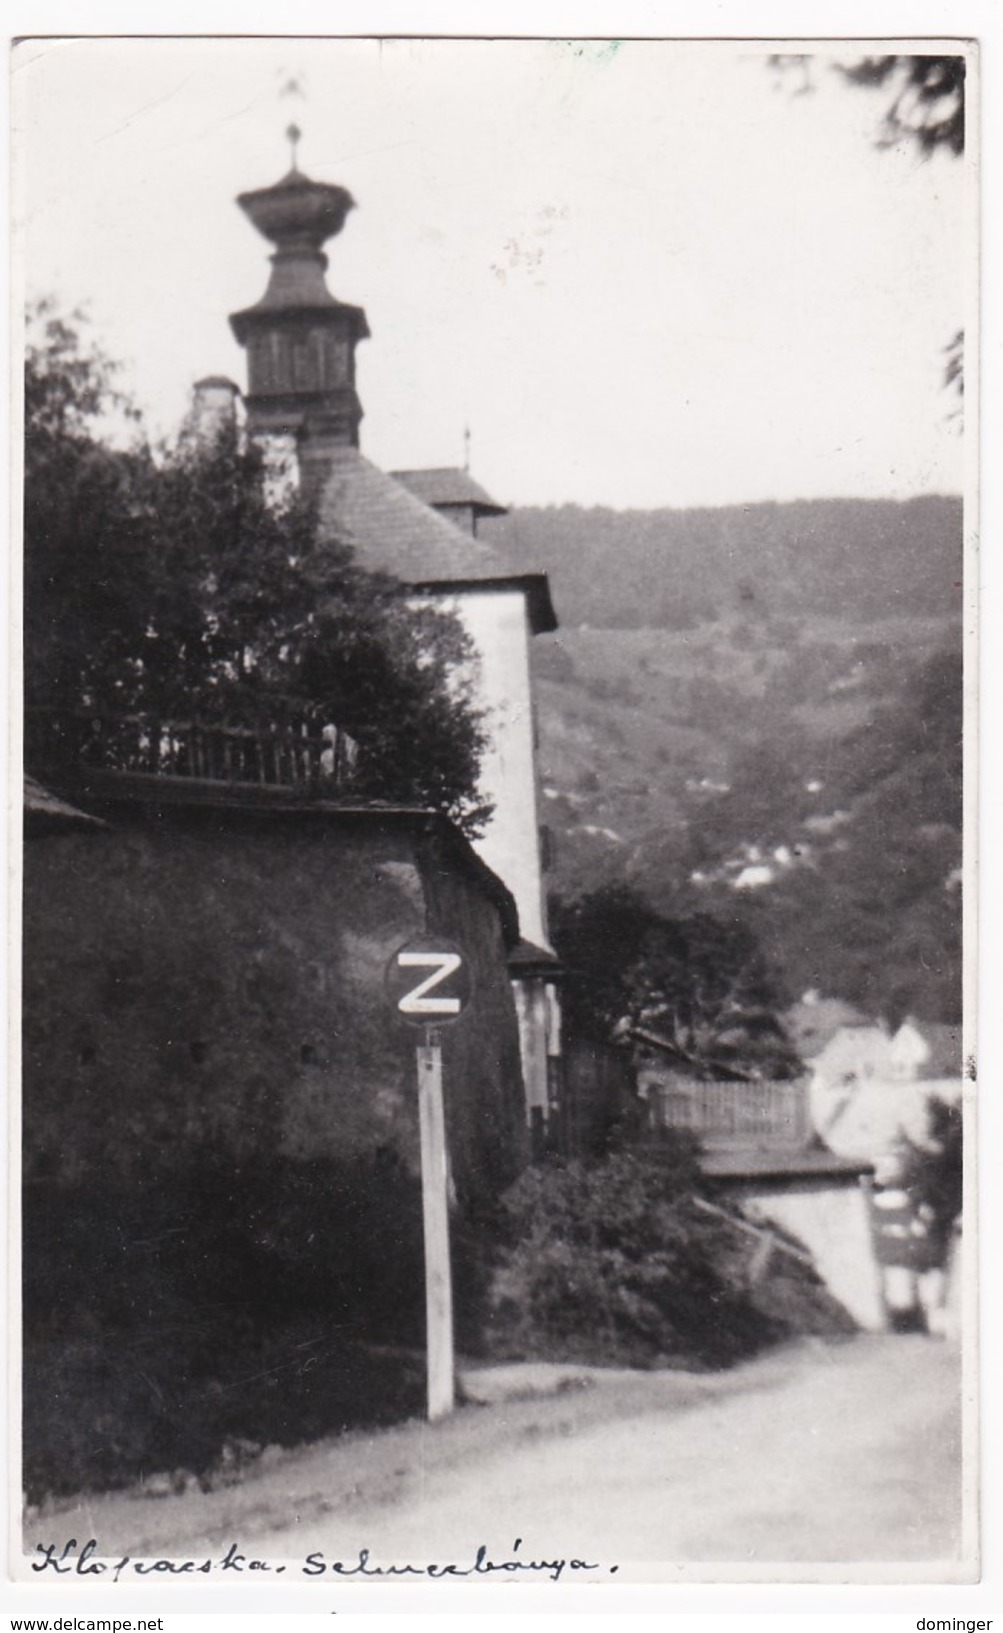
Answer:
29, 1335, 969, 1578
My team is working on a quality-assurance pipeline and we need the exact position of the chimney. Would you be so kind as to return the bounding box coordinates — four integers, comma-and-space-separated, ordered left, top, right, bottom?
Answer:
188, 376, 241, 445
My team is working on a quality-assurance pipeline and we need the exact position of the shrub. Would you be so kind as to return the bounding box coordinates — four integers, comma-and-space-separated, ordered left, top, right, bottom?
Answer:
21, 1149, 485, 1500
486, 1149, 786, 1369
896, 1094, 964, 1266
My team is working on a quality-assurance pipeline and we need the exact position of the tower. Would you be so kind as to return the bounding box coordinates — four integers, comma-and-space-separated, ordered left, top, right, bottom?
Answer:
229, 136, 563, 1140
229, 125, 370, 486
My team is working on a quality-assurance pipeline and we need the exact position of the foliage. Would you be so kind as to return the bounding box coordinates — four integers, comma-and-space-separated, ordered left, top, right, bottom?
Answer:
486, 1152, 848, 1369
22, 1151, 439, 1499
770, 51, 965, 158
770, 52, 966, 403
23, 304, 489, 832
898, 1096, 963, 1264
839, 52, 966, 405
24, 1319, 426, 1504
500, 497, 963, 632
509, 495, 963, 1025
24, 306, 152, 723
836, 54, 965, 157
733, 644, 963, 1027
552, 885, 802, 1080
944, 328, 964, 407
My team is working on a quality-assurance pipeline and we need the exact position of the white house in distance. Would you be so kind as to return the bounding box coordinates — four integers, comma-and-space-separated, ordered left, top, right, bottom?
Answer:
787, 994, 963, 1163
223, 133, 561, 1132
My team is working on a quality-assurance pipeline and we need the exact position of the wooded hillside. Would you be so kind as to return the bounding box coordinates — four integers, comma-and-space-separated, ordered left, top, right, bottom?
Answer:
484, 496, 964, 1024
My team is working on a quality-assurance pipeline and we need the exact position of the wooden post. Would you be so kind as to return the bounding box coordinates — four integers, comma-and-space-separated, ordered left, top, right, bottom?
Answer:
416, 1026, 455, 1421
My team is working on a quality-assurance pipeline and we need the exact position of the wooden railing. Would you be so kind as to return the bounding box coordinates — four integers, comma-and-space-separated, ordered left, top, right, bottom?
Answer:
25, 708, 359, 793
642, 1076, 810, 1148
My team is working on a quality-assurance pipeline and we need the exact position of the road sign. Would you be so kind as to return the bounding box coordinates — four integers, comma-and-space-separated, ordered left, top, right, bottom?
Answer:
386, 935, 472, 1027
385, 935, 470, 1422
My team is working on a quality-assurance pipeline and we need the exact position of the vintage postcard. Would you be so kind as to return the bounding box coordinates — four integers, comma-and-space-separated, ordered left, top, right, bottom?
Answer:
8, 24, 984, 1607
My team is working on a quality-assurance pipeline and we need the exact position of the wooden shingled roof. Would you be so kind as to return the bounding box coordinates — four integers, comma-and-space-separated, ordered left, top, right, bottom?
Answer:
314, 447, 556, 632
390, 466, 507, 516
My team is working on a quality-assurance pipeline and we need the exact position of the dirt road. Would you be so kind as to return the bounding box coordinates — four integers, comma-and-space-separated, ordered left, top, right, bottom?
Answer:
29, 1334, 969, 1579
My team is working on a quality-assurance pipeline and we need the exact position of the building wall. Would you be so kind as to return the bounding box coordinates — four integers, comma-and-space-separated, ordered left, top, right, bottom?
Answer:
812, 1075, 962, 1164
729, 1178, 886, 1331
560, 1035, 639, 1157
445, 587, 551, 952
22, 803, 527, 1204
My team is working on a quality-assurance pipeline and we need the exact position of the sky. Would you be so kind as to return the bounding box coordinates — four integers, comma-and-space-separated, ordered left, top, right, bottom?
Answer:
15, 36, 972, 511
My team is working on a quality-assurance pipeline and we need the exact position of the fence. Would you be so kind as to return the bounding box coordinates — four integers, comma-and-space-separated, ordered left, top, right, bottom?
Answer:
641, 1074, 810, 1149
26, 708, 359, 793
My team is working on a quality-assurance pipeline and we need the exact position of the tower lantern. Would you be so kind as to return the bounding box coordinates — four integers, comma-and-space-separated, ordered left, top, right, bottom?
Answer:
229, 133, 370, 464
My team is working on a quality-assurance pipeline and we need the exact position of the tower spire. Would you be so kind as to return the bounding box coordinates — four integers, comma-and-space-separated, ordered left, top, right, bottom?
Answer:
286, 121, 302, 172
279, 69, 306, 172
229, 134, 370, 462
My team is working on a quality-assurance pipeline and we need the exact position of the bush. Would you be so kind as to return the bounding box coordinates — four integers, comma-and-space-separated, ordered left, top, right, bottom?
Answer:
24, 1322, 426, 1504
895, 1095, 964, 1267
21, 1149, 491, 1500
486, 1149, 787, 1370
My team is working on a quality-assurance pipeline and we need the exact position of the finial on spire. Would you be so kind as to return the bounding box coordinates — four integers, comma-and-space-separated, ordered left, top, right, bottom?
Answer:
279, 70, 306, 170
463, 423, 471, 473
280, 71, 305, 98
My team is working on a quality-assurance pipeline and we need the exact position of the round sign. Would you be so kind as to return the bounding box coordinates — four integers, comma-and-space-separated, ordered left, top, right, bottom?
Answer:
385, 934, 473, 1027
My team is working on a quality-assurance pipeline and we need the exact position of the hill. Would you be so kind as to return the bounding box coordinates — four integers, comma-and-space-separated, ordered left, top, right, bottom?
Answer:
482, 497, 964, 1024
484, 496, 962, 631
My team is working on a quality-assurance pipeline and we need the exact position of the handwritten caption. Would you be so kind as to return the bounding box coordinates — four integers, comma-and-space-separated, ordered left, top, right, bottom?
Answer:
33, 1537, 619, 1584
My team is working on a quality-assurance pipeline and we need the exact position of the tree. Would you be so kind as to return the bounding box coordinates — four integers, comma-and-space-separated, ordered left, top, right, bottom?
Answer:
552, 885, 802, 1080
839, 53, 966, 406
835, 54, 965, 157
770, 52, 965, 157
699, 643, 964, 1027
23, 305, 489, 833
772, 51, 966, 401
24, 304, 154, 723
898, 1096, 963, 1266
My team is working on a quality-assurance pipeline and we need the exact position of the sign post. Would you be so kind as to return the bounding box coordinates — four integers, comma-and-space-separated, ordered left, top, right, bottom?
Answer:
386, 937, 471, 1423
416, 1025, 453, 1421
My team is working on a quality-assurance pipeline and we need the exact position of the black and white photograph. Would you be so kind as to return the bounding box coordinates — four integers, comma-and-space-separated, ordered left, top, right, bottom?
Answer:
10, 22, 983, 1601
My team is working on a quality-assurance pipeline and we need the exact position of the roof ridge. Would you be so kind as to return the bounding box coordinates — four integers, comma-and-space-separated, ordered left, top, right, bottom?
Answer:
311, 448, 556, 632
390, 465, 507, 515
316, 446, 508, 571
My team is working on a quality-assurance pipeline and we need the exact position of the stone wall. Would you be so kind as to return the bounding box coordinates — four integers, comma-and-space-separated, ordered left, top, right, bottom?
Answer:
21, 788, 530, 1493
23, 794, 527, 1199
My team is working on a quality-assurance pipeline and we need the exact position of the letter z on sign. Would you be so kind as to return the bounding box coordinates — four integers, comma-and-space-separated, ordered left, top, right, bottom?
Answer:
398, 951, 463, 1015
387, 936, 472, 1026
